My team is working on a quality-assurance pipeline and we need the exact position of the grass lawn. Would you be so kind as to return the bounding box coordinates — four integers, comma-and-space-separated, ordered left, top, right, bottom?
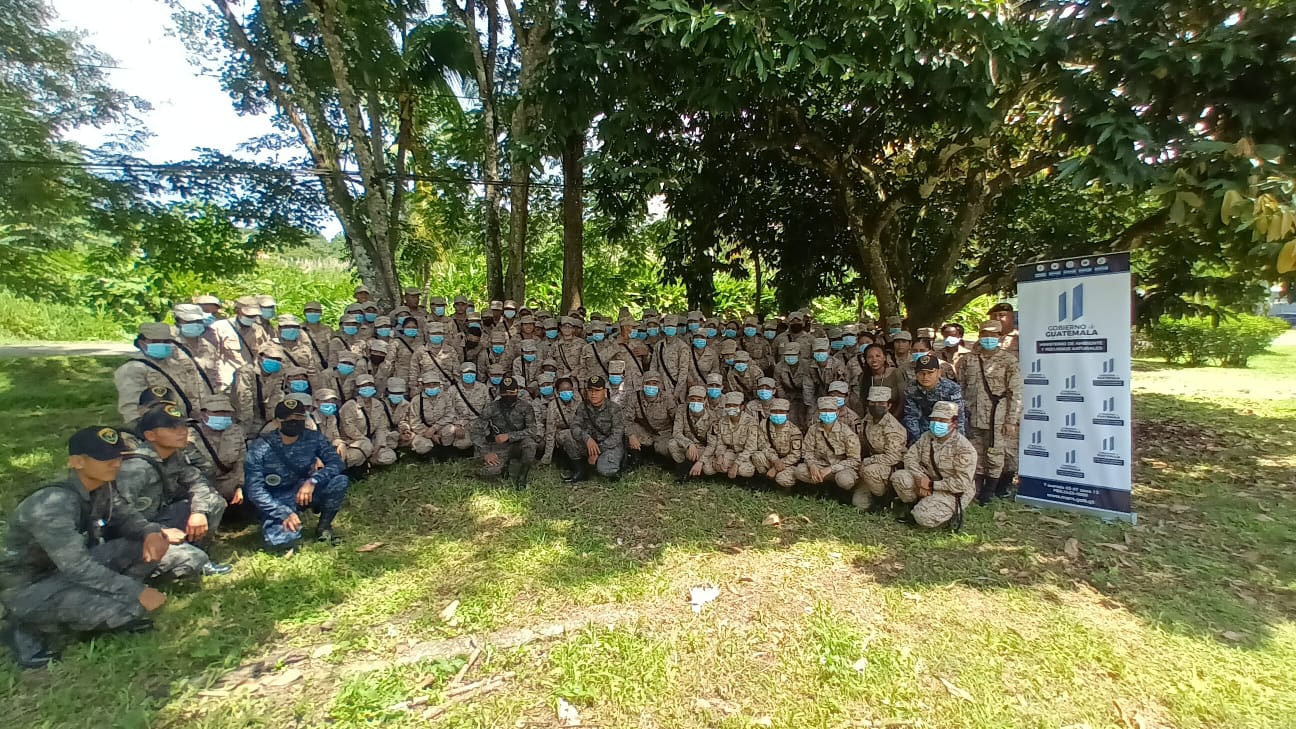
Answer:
0, 341, 1293, 729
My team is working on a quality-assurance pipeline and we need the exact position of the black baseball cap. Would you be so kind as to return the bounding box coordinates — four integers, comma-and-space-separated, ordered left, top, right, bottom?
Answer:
275, 398, 307, 419
587, 375, 606, 390
138, 386, 178, 408
914, 353, 940, 372
138, 404, 188, 433
500, 375, 520, 394
69, 426, 128, 460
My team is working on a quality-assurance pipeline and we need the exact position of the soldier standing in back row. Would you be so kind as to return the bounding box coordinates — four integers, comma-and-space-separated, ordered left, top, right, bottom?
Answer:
958, 320, 1024, 504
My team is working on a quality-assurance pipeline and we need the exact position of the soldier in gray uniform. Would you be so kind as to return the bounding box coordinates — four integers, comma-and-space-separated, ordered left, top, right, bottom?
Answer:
0, 427, 170, 668
114, 406, 232, 579
472, 376, 538, 489
561, 375, 625, 482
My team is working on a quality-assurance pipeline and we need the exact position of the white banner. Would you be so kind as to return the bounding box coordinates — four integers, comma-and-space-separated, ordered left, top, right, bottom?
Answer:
1016, 253, 1135, 522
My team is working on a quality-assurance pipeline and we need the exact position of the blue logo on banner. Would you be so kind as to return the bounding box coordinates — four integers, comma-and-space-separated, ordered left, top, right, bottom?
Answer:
1024, 358, 1049, 386
1093, 396, 1125, 426
1024, 429, 1049, 458
1093, 357, 1125, 387
1094, 435, 1126, 466
1058, 284, 1084, 321
1056, 374, 1085, 403
1057, 411, 1085, 440
1024, 394, 1050, 422
1056, 449, 1085, 478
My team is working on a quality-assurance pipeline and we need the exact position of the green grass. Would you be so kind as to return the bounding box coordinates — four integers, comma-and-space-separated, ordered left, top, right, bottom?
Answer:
1, 339, 1295, 728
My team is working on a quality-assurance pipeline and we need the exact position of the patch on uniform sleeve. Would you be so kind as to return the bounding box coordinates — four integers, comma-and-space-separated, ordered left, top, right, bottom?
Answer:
98, 427, 119, 445
791, 437, 802, 449
265, 474, 282, 487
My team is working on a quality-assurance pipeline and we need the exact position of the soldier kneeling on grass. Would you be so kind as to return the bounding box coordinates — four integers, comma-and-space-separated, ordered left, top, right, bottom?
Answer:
244, 399, 351, 551
472, 376, 538, 490
0, 427, 170, 669
890, 400, 978, 530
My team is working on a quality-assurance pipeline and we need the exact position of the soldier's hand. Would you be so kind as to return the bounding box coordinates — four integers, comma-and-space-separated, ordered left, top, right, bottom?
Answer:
1002, 423, 1019, 437
484, 452, 501, 467
231, 488, 244, 505
628, 435, 641, 451
495, 433, 510, 444
296, 482, 315, 506
727, 464, 739, 479
914, 473, 931, 492
283, 512, 302, 532
766, 467, 779, 479
336, 443, 348, 459
586, 438, 600, 460
686, 444, 699, 461
161, 528, 186, 545
186, 513, 209, 542
138, 587, 167, 612
689, 461, 704, 477
142, 532, 169, 562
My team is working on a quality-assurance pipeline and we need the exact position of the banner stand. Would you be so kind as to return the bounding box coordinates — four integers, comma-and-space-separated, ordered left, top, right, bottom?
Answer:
1014, 253, 1136, 524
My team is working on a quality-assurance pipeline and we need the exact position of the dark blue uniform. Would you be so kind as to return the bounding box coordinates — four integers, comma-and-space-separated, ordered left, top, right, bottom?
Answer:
902, 378, 968, 444
244, 430, 349, 546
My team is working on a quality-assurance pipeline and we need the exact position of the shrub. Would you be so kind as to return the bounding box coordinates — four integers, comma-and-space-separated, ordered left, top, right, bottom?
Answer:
0, 290, 131, 342
1141, 314, 1289, 367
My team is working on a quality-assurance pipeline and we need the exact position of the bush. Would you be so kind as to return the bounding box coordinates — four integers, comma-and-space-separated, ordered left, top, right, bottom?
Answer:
1141, 314, 1289, 367
0, 290, 132, 342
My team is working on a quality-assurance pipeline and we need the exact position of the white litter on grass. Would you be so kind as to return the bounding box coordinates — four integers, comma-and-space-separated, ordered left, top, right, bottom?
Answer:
689, 584, 721, 613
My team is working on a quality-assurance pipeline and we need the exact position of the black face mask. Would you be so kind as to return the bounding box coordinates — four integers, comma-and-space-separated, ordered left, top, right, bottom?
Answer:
868, 405, 889, 420
280, 419, 306, 437
370, 356, 386, 365
500, 394, 518, 408
790, 323, 804, 333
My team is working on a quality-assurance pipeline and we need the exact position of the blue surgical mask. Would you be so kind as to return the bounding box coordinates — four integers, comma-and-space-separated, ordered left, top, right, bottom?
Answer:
913, 352, 925, 362
319, 403, 339, 416
723, 328, 737, 338
205, 415, 233, 431
647, 327, 660, 337
539, 385, 554, 397
238, 316, 258, 327
585, 336, 594, 343
764, 330, 776, 340
343, 325, 359, 336
376, 327, 391, 337
429, 335, 445, 346
831, 341, 845, 351
558, 390, 574, 402
858, 343, 870, 353
365, 313, 378, 323
260, 307, 276, 320
424, 387, 441, 397
757, 389, 773, 401
305, 312, 323, 324
706, 386, 722, 399
523, 354, 537, 362
358, 386, 377, 398
688, 401, 705, 414
462, 373, 476, 384
591, 332, 605, 342
643, 385, 660, 397
769, 413, 788, 425
688, 322, 700, 332
693, 338, 707, 350
491, 345, 506, 355
945, 335, 961, 347
504, 310, 516, 319
261, 359, 282, 374
434, 306, 446, 316
835, 396, 846, 408
813, 352, 829, 363
281, 328, 300, 341
784, 356, 799, 366
743, 327, 757, 337
337, 363, 356, 376
842, 336, 857, 347
889, 328, 901, 335
819, 412, 838, 425
980, 337, 1000, 350
724, 358, 735, 367
179, 322, 206, 338
705, 327, 718, 338
388, 394, 405, 405
663, 326, 678, 337
145, 342, 173, 359
735, 363, 748, 373
490, 376, 503, 386
289, 380, 310, 393
609, 375, 623, 386
202, 313, 216, 326
546, 329, 558, 339
930, 421, 951, 437
403, 328, 419, 338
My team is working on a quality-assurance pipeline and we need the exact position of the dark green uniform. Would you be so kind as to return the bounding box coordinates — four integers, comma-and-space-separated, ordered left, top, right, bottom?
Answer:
115, 445, 225, 577
471, 397, 538, 479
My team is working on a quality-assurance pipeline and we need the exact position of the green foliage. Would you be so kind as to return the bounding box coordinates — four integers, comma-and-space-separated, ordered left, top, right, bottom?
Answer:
1141, 314, 1288, 367
187, 254, 359, 324
0, 290, 129, 342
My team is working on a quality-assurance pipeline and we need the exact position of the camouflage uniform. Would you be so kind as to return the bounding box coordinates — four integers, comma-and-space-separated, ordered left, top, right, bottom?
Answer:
802, 339, 849, 413
669, 388, 715, 465
0, 473, 163, 640
191, 419, 246, 501
552, 321, 593, 382
623, 375, 676, 459
115, 439, 225, 578
338, 378, 395, 466
740, 317, 773, 372
313, 389, 367, 468
682, 339, 720, 392
244, 428, 350, 546
957, 340, 1024, 481
724, 351, 764, 399
115, 324, 210, 422
541, 390, 582, 465
891, 423, 978, 528
795, 398, 862, 490
902, 365, 969, 443
703, 392, 759, 478
471, 393, 538, 479
231, 361, 288, 437
771, 345, 811, 427
853, 394, 909, 508
407, 376, 471, 454
749, 400, 802, 488
650, 319, 690, 402
410, 330, 463, 386
562, 392, 625, 477
277, 316, 322, 383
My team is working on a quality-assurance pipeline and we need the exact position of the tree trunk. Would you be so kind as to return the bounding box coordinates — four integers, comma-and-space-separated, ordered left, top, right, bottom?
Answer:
753, 250, 763, 318
483, 135, 505, 301
505, 153, 530, 302
560, 132, 585, 313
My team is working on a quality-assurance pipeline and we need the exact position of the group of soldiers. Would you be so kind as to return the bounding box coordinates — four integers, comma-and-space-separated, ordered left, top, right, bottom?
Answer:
1, 286, 1024, 668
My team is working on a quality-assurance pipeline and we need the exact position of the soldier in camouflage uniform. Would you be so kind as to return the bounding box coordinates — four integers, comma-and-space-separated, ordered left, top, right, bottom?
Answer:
337, 374, 394, 467
329, 313, 366, 366
703, 391, 759, 479
725, 350, 763, 399
683, 326, 720, 392
772, 342, 810, 428
802, 338, 848, 416
114, 406, 231, 579
739, 316, 772, 372
852, 386, 909, 512
172, 303, 225, 399
312, 388, 364, 468
277, 314, 321, 384
891, 400, 978, 529
471, 376, 538, 489
750, 398, 802, 489
231, 299, 271, 366
552, 316, 592, 383
365, 339, 398, 393
669, 385, 715, 483
560, 375, 625, 482
745, 377, 777, 419
408, 370, 471, 459
232, 342, 289, 436
301, 301, 334, 369
410, 321, 462, 384
190, 394, 246, 508
0, 427, 170, 668
795, 396, 862, 492
958, 320, 1024, 504
623, 370, 676, 465
652, 315, 690, 402
384, 378, 414, 451
828, 380, 861, 431
513, 338, 545, 387
115, 322, 209, 422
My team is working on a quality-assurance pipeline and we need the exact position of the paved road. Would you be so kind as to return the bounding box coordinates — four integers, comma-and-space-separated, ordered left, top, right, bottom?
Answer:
0, 341, 135, 358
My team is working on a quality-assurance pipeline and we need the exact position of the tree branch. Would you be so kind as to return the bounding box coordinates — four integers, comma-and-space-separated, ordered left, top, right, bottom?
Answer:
1100, 208, 1170, 251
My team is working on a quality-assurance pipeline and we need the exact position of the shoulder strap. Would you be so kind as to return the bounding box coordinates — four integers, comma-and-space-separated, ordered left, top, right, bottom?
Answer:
691, 348, 706, 381
657, 342, 677, 387
131, 358, 193, 414
928, 438, 945, 481
281, 347, 302, 368
591, 345, 609, 377
173, 342, 217, 395
310, 332, 329, 365
192, 428, 233, 474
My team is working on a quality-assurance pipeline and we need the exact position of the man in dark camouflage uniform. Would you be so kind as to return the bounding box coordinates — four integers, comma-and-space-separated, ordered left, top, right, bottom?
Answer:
472, 376, 538, 489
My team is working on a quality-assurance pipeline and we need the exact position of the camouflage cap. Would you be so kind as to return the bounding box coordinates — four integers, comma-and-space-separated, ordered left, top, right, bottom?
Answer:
931, 400, 959, 419
979, 320, 1003, 334
722, 391, 744, 406
867, 386, 892, 402
607, 359, 626, 373
812, 337, 830, 350
687, 385, 707, 399
643, 370, 662, 383
257, 294, 277, 306
173, 303, 205, 322
386, 377, 407, 392
367, 339, 389, 353
890, 331, 913, 342
770, 398, 791, 411
828, 380, 849, 394
304, 301, 323, 311
419, 369, 443, 384
278, 314, 302, 327
139, 322, 174, 340
355, 373, 376, 385
193, 294, 221, 306
816, 396, 838, 411
314, 388, 339, 401
705, 372, 723, 386
916, 327, 936, 339
203, 394, 234, 412
757, 377, 776, 388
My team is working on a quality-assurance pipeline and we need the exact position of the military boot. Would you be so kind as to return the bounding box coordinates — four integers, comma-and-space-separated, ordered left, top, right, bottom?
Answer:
1, 622, 58, 669
563, 460, 589, 483
994, 471, 1016, 499
974, 475, 993, 506
512, 464, 531, 490
673, 460, 691, 484
892, 499, 916, 525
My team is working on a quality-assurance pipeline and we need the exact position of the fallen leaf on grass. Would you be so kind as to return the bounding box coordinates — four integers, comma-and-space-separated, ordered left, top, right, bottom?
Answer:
1097, 543, 1130, 553
852, 657, 869, 672
902, 591, 922, 602
1168, 504, 1191, 514
1038, 516, 1071, 526
993, 511, 1008, 523
311, 643, 334, 659
557, 697, 582, 726
356, 542, 385, 553
439, 600, 460, 622
940, 677, 974, 702
260, 668, 303, 688
1063, 538, 1080, 559
762, 513, 782, 527
1255, 514, 1276, 523
1220, 630, 1247, 643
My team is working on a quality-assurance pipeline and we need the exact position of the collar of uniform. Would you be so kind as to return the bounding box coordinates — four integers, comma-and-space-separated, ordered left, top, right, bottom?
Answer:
63, 471, 94, 502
